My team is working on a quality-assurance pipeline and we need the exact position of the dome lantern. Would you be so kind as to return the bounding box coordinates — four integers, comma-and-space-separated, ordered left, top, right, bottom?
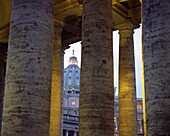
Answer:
68, 49, 78, 65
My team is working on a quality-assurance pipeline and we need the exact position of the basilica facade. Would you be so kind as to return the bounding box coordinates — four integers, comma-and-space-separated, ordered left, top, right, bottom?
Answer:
0, 0, 170, 136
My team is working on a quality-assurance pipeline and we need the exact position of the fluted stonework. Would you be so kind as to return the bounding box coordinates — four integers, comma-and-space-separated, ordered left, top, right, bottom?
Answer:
50, 20, 64, 136
143, 0, 170, 135
79, 0, 114, 135
118, 23, 137, 136
1, 1, 54, 136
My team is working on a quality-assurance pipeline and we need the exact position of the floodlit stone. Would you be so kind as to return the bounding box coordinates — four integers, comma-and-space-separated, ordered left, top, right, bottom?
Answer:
118, 22, 137, 136
50, 20, 64, 136
79, 0, 114, 135
143, 0, 170, 135
1, 0, 54, 136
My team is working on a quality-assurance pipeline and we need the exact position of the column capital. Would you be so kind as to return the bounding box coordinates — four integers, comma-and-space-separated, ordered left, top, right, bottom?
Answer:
114, 21, 134, 31
53, 19, 65, 53
116, 22, 134, 38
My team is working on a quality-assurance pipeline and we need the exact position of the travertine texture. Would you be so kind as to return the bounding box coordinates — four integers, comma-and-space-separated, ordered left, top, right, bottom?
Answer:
118, 23, 137, 136
79, 0, 114, 135
143, 0, 170, 135
1, 1, 54, 136
0, 44, 6, 135
50, 20, 64, 136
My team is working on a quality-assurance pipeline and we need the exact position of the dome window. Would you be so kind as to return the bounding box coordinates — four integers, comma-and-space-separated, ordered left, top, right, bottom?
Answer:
71, 100, 76, 106
137, 102, 142, 110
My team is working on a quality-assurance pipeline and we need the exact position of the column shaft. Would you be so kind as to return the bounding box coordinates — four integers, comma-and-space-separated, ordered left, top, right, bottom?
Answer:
141, 25, 147, 136
143, 0, 170, 135
118, 23, 137, 136
0, 44, 6, 135
73, 131, 77, 136
1, 1, 54, 136
65, 130, 69, 136
50, 20, 64, 136
79, 0, 114, 135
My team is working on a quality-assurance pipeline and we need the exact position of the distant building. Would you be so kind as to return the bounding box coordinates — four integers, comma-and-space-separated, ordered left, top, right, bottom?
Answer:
63, 51, 144, 136
63, 50, 80, 136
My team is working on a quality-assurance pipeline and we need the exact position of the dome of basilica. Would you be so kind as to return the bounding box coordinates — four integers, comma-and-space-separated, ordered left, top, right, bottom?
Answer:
64, 50, 80, 92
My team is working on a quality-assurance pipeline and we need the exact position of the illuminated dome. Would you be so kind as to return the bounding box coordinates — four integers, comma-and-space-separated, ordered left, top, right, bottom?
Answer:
68, 50, 78, 65
64, 50, 80, 92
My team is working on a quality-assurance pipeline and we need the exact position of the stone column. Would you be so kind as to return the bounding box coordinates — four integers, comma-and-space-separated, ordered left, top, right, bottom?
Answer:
0, 44, 6, 134
143, 0, 170, 135
73, 131, 77, 136
50, 20, 64, 136
118, 22, 137, 136
79, 0, 114, 136
1, 1, 54, 136
141, 25, 147, 136
65, 130, 69, 136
